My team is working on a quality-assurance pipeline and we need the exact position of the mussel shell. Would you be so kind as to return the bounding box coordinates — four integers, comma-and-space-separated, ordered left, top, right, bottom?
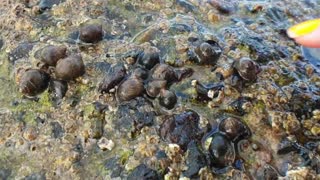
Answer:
234, 58, 260, 82
137, 51, 160, 70
35, 45, 67, 66
206, 132, 235, 168
218, 117, 251, 142
98, 63, 126, 93
151, 64, 177, 83
146, 79, 167, 98
49, 80, 68, 102
117, 77, 144, 102
19, 69, 50, 96
159, 89, 177, 109
55, 55, 85, 81
79, 24, 103, 43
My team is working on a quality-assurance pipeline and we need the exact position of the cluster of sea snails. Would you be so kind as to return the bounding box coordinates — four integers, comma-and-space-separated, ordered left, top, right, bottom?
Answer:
16, 23, 104, 100
98, 49, 193, 110
158, 109, 252, 177
192, 55, 261, 104
16, 45, 85, 101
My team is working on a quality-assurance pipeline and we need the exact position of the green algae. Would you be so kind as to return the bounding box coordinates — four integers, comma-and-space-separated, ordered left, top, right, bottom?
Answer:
119, 150, 133, 165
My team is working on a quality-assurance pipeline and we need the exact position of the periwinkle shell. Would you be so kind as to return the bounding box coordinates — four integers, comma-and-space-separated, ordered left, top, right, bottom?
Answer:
159, 89, 177, 110
137, 51, 160, 70
234, 57, 260, 82
55, 55, 85, 81
79, 24, 103, 43
194, 40, 222, 65
218, 117, 251, 142
146, 79, 167, 98
151, 64, 177, 83
206, 133, 235, 168
35, 45, 67, 66
19, 69, 50, 96
117, 77, 144, 102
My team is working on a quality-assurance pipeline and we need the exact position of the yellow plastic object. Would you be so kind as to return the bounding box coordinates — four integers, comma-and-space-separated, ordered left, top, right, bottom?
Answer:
287, 19, 320, 38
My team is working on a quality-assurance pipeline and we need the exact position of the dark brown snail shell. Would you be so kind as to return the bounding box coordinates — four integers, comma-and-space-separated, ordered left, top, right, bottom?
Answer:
35, 45, 67, 66
218, 117, 251, 142
137, 50, 160, 70
234, 58, 260, 82
146, 79, 167, 98
206, 132, 235, 168
117, 77, 144, 102
151, 64, 177, 83
55, 55, 85, 81
159, 89, 177, 110
132, 67, 149, 80
194, 40, 222, 65
79, 24, 103, 43
19, 69, 50, 96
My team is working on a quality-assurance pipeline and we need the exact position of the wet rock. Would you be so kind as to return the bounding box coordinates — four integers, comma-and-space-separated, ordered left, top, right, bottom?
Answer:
208, 0, 238, 15
105, 157, 123, 177
88, 62, 111, 75
35, 45, 67, 66
265, 7, 288, 27
18, 69, 50, 97
90, 117, 104, 139
55, 55, 85, 81
49, 80, 68, 104
0, 39, 3, 50
137, 51, 160, 70
277, 139, 297, 155
239, 36, 278, 63
127, 164, 159, 180
194, 40, 222, 65
262, 165, 279, 180
169, 23, 192, 34
24, 171, 46, 180
79, 24, 104, 43
39, 0, 63, 11
98, 63, 126, 93
50, 121, 64, 138
205, 132, 235, 168
8, 42, 34, 63
133, 111, 155, 131
0, 168, 11, 180
159, 110, 201, 150
159, 89, 177, 110
183, 141, 207, 178
97, 137, 115, 151
218, 117, 251, 142
117, 76, 144, 102
176, 0, 196, 12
